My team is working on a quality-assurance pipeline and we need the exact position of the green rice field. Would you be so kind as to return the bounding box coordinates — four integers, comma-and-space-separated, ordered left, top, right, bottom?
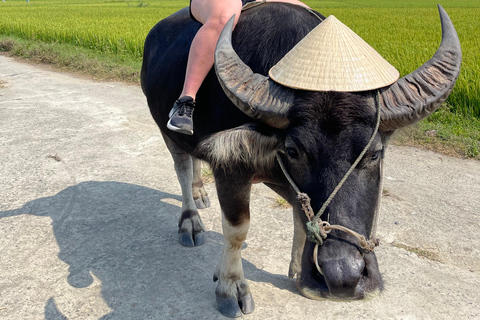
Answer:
1, 0, 479, 121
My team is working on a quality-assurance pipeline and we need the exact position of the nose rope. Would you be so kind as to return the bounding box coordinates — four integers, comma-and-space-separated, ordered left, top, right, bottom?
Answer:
276, 92, 382, 255
277, 157, 379, 252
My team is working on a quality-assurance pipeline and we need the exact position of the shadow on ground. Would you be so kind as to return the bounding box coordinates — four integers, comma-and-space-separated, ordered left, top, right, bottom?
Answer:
1, 181, 296, 319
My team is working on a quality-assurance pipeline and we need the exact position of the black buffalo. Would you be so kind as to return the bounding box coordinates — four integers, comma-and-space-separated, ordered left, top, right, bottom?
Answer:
141, 3, 461, 318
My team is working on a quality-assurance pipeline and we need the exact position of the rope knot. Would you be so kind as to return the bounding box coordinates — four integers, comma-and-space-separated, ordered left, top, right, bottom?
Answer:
296, 192, 314, 221
306, 221, 328, 245
362, 237, 380, 252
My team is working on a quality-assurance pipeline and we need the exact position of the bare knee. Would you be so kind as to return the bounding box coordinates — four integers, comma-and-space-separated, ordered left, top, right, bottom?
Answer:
191, 0, 242, 29
203, 11, 240, 33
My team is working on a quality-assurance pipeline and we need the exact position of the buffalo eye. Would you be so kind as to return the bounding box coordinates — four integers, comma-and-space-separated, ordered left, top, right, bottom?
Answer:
286, 147, 299, 159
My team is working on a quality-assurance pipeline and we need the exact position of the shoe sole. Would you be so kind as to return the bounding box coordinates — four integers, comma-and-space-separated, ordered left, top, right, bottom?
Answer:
167, 119, 194, 135
168, 108, 175, 118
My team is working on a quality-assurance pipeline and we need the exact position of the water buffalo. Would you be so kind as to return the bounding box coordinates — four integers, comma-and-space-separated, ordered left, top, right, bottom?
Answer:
141, 3, 461, 318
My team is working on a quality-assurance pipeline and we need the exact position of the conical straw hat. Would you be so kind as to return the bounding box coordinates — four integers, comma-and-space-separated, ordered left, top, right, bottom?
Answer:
268, 15, 399, 92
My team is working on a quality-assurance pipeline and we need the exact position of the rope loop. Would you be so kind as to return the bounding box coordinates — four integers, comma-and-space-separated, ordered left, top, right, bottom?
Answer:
306, 219, 379, 252
357, 235, 375, 252
362, 237, 380, 252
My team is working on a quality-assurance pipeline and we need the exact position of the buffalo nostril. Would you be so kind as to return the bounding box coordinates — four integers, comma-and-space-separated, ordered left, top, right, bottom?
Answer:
321, 257, 365, 297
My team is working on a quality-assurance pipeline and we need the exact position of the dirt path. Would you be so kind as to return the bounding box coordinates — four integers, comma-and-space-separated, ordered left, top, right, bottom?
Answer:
1, 55, 479, 319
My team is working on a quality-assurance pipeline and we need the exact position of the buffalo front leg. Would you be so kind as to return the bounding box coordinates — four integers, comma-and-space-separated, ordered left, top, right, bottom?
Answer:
289, 204, 307, 279
213, 170, 254, 318
265, 183, 305, 279
162, 132, 206, 246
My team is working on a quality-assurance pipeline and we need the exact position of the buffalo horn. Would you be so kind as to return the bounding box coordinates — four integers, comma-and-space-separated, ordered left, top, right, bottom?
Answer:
377, 5, 462, 131
214, 15, 295, 129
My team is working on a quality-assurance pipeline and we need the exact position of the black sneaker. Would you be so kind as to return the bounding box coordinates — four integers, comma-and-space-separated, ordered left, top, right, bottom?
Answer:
167, 96, 195, 135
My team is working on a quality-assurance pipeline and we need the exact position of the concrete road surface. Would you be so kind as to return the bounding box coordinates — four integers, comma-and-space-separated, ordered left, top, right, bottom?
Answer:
1, 55, 479, 319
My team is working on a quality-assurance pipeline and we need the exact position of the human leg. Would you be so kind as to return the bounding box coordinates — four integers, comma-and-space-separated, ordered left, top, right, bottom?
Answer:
263, 0, 309, 8
168, 0, 242, 135
182, 0, 242, 99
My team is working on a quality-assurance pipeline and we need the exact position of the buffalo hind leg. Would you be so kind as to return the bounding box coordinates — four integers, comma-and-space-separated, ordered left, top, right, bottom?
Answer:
213, 169, 254, 318
162, 132, 206, 246
192, 157, 211, 209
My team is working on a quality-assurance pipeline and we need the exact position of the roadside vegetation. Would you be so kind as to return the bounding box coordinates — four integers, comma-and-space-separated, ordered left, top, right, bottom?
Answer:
1, 0, 478, 159
0, 36, 141, 83
392, 242, 442, 262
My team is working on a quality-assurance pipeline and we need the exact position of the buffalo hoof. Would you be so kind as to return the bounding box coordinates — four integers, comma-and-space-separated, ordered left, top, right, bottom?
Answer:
178, 210, 206, 247
194, 194, 210, 209
193, 185, 210, 209
213, 274, 255, 317
178, 230, 205, 247
215, 293, 254, 318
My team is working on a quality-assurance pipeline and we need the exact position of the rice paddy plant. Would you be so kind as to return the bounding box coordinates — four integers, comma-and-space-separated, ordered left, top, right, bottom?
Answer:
1, 0, 479, 119
0, 0, 179, 59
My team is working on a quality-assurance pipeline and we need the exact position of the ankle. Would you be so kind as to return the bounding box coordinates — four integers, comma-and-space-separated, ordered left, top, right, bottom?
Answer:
179, 94, 195, 101
176, 96, 195, 105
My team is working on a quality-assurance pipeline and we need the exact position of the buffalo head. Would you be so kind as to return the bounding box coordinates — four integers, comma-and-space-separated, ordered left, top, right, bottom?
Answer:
213, 5, 461, 300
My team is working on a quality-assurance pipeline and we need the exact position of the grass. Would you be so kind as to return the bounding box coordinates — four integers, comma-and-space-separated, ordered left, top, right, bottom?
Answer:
1, 0, 479, 159
273, 196, 291, 208
0, 0, 179, 59
394, 106, 480, 159
392, 242, 442, 262
201, 165, 215, 184
0, 36, 141, 83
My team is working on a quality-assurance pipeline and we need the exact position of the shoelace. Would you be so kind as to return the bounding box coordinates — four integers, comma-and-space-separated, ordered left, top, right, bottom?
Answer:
177, 103, 194, 117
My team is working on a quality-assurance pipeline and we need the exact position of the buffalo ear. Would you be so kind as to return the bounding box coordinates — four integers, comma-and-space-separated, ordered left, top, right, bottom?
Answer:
377, 5, 462, 132
214, 15, 294, 129
194, 123, 280, 171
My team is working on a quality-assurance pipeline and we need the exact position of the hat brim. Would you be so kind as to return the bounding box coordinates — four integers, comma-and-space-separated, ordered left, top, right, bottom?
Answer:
268, 15, 399, 92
